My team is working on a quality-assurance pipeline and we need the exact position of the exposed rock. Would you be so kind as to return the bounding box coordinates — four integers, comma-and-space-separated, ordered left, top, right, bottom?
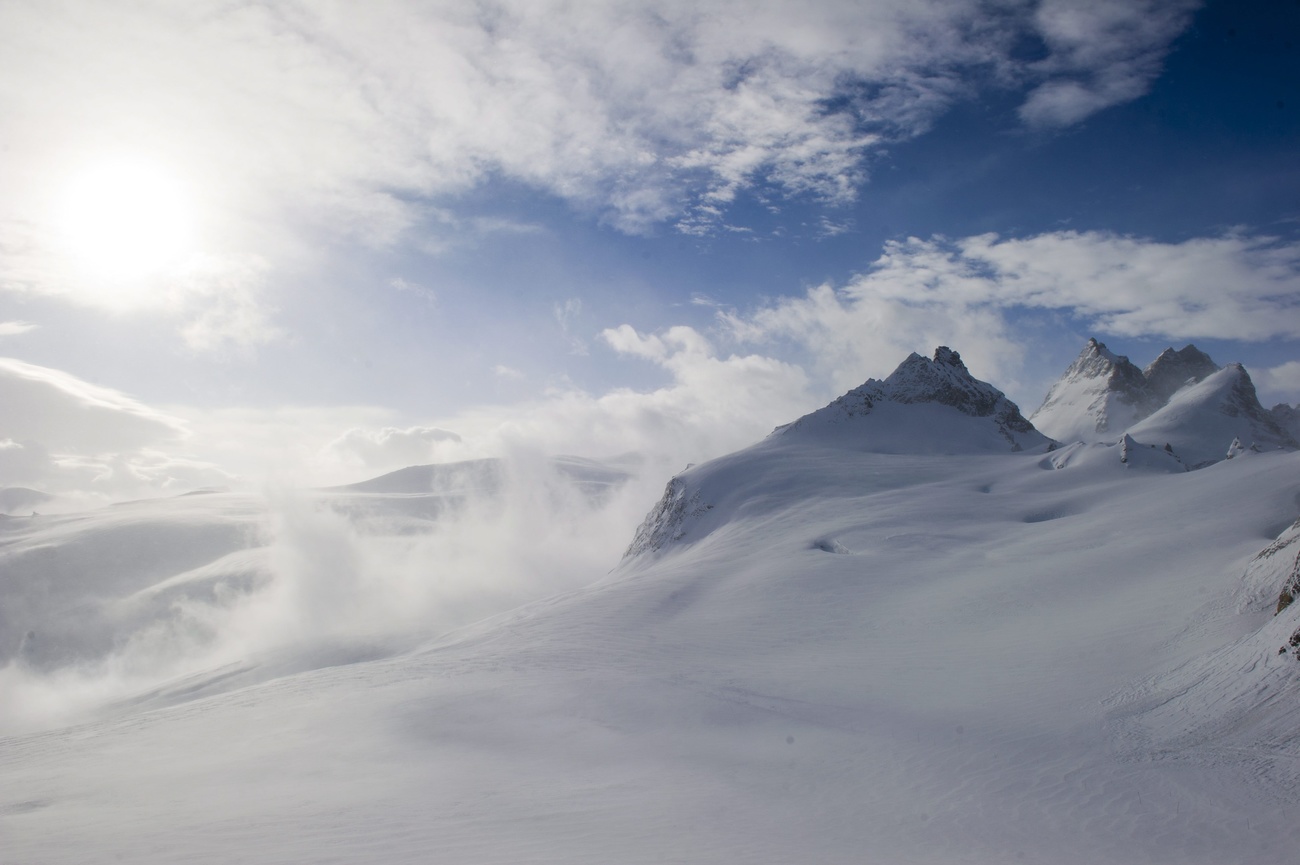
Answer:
1126, 363, 1299, 469
1270, 403, 1300, 441
623, 476, 712, 560
1031, 338, 1156, 443
1143, 345, 1219, 405
776, 347, 1051, 452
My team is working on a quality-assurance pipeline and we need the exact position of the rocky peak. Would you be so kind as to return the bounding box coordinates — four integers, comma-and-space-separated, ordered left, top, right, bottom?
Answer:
880, 347, 1014, 418
1270, 403, 1300, 441
1219, 364, 1294, 440
1070, 338, 1150, 396
1126, 363, 1299, 468
1143, 345, 1219, 404
774, 346, 1048, 452
1030, 338, 1154, 442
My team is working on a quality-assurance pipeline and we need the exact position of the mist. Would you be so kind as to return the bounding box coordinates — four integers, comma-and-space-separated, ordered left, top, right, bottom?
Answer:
0, 451, 665, 733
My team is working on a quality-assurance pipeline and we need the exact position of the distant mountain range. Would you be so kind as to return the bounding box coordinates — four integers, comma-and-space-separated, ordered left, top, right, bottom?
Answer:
1030, 338, 1298, 467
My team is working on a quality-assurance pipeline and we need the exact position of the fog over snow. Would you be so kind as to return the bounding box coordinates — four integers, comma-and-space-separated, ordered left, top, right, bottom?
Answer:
2, 1, 1300, 862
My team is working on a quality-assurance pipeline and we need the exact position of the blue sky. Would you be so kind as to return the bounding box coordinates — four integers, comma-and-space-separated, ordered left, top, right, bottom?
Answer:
1, 0, 1298, 502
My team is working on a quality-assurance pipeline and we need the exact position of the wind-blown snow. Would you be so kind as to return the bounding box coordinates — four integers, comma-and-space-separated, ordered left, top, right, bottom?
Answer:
3, 346, 1300, 864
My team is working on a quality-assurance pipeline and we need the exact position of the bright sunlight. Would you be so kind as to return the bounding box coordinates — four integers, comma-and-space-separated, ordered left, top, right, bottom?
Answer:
56, 158, 196, 295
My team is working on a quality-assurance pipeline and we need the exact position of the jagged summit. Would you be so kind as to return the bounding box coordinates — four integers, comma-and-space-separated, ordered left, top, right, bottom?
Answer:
1127, 362, 1299, 468
1270, 402, 1300, 441
626, 347, 1053, 560
1030, 338, 1153, 443
1143, 345, 1219, 404
775, 347, 1050, 454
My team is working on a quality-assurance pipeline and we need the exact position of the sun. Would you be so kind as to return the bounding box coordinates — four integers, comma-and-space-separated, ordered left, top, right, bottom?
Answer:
56, 158, 197, 292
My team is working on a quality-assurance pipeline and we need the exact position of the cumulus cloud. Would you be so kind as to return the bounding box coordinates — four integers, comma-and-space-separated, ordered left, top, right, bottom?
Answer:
1255, 361, 1300, 406
712, 230, 1300, 399
871, 231, 1300, 340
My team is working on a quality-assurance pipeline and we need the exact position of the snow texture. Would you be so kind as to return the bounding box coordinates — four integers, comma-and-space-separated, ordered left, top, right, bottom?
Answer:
1127, 363, 1299, 468
5, 345, 1300, 865
1031, 337, 1155, 443
775, 346, 1053, 454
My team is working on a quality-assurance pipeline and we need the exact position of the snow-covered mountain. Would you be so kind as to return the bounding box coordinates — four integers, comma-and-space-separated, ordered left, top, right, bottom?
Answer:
1271, 402, 1300, 441
627, 347, 1051, 559
1032, 338, 1297, 469
329, 454, 630, 500
4, 346, 1300, 864
775, 346, 1053, 454
1142, 344, 1219, 404
1030, 338, 1154, 443
1127, 362, 1299, 468
0, 486, 53, 515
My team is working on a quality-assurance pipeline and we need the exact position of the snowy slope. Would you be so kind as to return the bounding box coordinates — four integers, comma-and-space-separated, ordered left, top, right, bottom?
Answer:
0, 455, 640, 730
1126, 363, 1299, 468
1030, 338, 1154, 443
775, 346, 1053, 454
4, 351, 1300, 864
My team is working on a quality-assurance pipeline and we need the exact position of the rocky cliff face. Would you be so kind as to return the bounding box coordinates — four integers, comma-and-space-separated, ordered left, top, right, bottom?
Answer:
1143, 345, 1219, 405
623, 476, 712, 559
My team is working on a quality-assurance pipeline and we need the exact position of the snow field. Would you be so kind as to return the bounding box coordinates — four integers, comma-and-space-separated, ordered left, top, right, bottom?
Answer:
4, 441, 1299, 862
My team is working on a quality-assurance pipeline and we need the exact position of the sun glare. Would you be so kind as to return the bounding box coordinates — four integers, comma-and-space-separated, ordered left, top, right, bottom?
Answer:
56, 159, 197, 293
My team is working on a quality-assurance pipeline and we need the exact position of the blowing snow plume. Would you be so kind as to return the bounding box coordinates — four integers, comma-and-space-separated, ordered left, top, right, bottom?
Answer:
0, 453, 649, 733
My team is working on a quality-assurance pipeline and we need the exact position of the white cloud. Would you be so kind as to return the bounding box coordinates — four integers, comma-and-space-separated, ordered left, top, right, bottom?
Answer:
0, 321, 36, 336
708, 229, 1300, 407
177, 255, 281, 351
0, 358, 185, 452
1255, 361, 1300, 406
326, 426, 463, 472
493, 364, 525, 381
0, 0, 1196, 275
0, 358, 240, 504
1020, 0, 1199, 128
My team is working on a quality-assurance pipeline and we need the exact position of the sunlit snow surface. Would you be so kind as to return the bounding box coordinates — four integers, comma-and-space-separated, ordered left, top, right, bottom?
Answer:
3, 441, 1300, 863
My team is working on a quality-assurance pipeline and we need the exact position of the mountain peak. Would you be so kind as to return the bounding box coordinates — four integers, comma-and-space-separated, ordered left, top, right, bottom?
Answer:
932, 345, 964, 367
776, 346, 1050, 453
1030, 338, 1153, 442
1127, 362, 1298, 468
1143, 344, 1219, 404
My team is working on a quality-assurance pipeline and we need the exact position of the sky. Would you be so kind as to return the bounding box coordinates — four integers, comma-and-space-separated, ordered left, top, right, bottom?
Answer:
1, 0, 1298, 505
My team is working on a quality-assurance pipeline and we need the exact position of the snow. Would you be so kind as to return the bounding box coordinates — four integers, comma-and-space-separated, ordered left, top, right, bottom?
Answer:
776, 346, 1053, 454
1127, 363, 1298, 468
4, 346, 1300, 863
1031, 338, 1152, 443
